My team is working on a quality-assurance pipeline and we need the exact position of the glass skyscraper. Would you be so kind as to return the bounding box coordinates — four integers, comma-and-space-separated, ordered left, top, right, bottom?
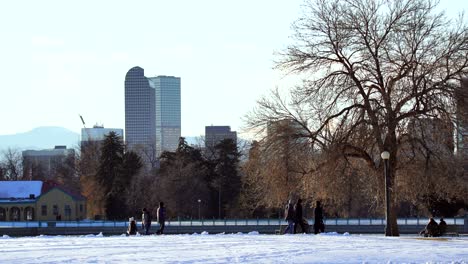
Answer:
148, 76, 181, 157
125, 67, 181, 159
124, 66, 156, 149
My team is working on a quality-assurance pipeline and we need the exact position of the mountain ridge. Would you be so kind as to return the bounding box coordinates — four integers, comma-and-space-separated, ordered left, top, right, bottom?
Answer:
0, 127, 200, 151
0, 126, 81, 151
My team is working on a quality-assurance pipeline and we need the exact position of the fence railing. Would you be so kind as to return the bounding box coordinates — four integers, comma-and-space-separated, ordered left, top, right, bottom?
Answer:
0, 217, 464, 228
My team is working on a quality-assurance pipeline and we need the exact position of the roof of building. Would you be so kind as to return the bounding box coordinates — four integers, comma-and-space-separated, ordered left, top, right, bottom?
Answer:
0, 181, 43, 198
0, 180, 85, 202
41, 180, 86, 201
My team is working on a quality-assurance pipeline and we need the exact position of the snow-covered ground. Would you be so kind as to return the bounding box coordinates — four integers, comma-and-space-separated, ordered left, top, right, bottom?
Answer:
0, 232, 467, 263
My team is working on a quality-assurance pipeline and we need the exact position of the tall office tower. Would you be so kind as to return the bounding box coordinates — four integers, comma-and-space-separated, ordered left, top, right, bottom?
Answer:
148, 76, 181, 157
124, 67, 156, 150
205, 126, 237, 158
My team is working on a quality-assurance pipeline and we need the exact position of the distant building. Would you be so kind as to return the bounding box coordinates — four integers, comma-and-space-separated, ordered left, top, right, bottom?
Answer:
125, 67, 181, 161
407, 118, 454, 153
205, 126, 237, 158
81, 125, 123, 142
22, 146, 75, 181
0, 180, 86, 221
148, 76, 181, 157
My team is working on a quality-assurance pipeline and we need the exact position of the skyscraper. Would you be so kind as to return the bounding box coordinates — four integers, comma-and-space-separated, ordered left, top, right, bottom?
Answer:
205, 126, 237, 159
124, 66, 156, 149
125, 67, 181, 160
148, 76, 181, 157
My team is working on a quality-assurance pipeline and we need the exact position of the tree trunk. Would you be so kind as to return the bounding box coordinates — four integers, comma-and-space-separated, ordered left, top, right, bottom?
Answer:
386, 135, 400, 236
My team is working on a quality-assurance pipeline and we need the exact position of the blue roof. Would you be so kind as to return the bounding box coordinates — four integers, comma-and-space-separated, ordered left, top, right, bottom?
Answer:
0, 181, 43, 198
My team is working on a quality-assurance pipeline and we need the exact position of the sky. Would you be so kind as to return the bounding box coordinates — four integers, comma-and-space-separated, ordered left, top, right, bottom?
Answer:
0, 232, 467, 263
0, 0, 467, 138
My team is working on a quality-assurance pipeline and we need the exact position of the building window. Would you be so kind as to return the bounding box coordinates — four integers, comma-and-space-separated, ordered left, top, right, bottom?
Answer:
11, 207, 20, 221
41, 205, 47, 216
53, 205, 58, 215
79, 204, 83, 212
64, 205, 71, 217
0, 207, 5, 221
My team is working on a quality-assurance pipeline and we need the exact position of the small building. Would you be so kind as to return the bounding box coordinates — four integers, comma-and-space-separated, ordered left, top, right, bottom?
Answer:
0, 181, 86, 221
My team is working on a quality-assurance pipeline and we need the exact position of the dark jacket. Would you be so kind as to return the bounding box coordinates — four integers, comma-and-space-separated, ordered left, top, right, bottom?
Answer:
439, 219, 447, 235
142, 211, 151, 226
425, 218, 439, 236
157, 206, 166, 223
294, 202, 303, 222
285, 202, 295, 221
314, 205, 323, 223
127, 220, 137, 235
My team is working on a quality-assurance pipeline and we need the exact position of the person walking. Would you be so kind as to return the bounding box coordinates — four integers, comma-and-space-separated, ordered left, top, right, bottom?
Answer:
156, 202, 166, 235
283, 200, 295, 234
294, 199, 307, 234
126, 217, 137, 236
313, 201, 325, 234
142, 208, 152, 235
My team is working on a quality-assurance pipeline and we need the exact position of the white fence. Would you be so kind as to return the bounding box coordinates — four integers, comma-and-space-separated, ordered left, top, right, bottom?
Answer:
0, 217, 464, 228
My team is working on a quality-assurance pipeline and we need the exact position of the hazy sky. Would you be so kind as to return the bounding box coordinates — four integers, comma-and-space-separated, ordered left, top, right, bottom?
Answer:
0, 0, 466, 138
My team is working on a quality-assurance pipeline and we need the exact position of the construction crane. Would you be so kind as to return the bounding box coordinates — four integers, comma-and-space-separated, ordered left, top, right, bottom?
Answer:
79, 114, 92, 141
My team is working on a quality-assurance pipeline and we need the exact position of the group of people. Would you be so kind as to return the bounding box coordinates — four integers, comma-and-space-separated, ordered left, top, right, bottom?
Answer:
284, 199, 325, 235
419, 217, 447, 237
127, 202, 166, 236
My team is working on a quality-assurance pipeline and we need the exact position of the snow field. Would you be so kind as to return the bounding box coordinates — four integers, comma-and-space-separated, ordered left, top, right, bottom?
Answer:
0, 232, 467, 263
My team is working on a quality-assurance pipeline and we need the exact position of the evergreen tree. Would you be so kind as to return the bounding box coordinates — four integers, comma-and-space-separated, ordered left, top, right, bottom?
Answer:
96, 132, 144, 220
214, 138, 241, 218
158, 137, 211, 218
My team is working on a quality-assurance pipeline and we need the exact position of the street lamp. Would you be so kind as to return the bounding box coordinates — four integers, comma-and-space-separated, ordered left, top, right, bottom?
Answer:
197, 199, 201, 220
380, 150, 391, 236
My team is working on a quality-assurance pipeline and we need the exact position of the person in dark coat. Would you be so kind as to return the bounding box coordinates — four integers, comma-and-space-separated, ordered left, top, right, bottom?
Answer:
438, 218, 447, 236
283, 200, 295, 234
126, 217, 137, 236
294, 199, 307, 234
420, 217, 439, 237
142, 208, 152, 235
156, 202, 166, 235
313, 201, 325, 234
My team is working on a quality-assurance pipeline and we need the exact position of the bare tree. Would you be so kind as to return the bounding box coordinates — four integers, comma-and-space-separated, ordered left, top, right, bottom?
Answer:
241, 121, 314, 212
247, 0, 468, 236
0, 148, 23, 180
134, 140, 159, 171
78, 141, 105, 218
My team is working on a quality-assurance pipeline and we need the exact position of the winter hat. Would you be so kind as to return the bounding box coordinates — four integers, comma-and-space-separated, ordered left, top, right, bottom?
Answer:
129, 217, 134, 221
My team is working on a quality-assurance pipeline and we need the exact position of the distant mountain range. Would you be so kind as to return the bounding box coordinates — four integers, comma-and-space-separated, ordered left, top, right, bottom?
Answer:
0, 127, 81, 151
0, 126, 199, 151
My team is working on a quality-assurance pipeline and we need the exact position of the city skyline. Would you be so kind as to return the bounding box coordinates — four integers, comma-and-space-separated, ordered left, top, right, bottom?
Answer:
0, 0, 466, 139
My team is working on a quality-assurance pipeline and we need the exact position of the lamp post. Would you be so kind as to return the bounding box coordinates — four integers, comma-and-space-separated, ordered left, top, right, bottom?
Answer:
197, 199, 201, 220
381, 151, 391, 236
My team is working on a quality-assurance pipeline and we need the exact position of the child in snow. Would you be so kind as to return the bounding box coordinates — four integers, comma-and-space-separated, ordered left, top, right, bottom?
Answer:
127, 217, 137, 236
